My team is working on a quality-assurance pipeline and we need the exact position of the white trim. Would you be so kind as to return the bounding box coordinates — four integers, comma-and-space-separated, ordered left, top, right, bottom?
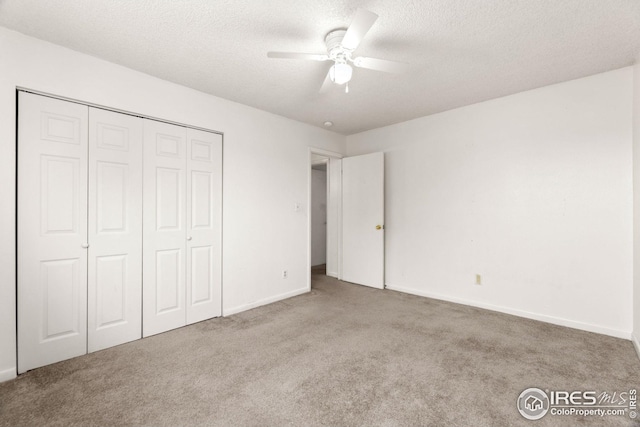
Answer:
632, 333, 640, 361
17, 87, 223, 136
328, 156, 343, 281
0, 368, 16, 383
223, 287, 308, 316
385, 284, 632, 340
306, 151, 314, 293
309, 147, 343, 159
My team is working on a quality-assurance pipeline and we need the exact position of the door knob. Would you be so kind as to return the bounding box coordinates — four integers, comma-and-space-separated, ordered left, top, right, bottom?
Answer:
187, 236, 192, 241
376, 225, 383, 230
81, 243, 89, 248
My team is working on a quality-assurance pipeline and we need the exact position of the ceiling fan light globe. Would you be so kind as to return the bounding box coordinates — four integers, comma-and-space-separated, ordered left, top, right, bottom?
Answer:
329, 63, 353, 85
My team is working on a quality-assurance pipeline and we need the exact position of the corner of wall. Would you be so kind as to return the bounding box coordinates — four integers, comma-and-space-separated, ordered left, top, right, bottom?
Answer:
0, 367, 16, 383
223, 287, 308, 316
632, 333, 640, 360
633, 57, 640, 361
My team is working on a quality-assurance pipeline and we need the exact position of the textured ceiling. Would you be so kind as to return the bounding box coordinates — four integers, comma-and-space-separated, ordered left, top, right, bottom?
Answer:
1, 0, 639, 135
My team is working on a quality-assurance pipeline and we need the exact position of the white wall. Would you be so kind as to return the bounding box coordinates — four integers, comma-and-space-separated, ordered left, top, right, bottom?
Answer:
0, 27, 345, 381
633, 59, 640, 358
347, 68, 633, 339
311, 169, 327, 266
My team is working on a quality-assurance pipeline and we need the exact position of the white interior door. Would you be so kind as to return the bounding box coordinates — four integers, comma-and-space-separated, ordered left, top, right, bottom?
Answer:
87, 108, 143, 352
18, 92, 88, 373
143, 119, 187, 337
342, 152, 384, 289
186, 129, 222, 324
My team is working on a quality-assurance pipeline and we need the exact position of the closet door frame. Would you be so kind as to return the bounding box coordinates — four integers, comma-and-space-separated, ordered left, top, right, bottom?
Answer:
16, 89, 224, 371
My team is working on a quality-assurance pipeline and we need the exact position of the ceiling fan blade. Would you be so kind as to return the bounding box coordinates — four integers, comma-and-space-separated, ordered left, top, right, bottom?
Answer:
353, 57, 409, 73
341, 8, 379, 51
267, 52, 329, 61
319, 69, 334, 94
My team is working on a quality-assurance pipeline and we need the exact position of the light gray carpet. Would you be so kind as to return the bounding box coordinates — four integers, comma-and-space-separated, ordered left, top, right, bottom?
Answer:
1, 268, 638, 426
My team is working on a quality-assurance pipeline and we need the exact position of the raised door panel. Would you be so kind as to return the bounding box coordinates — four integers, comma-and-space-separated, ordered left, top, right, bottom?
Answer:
41, 258, 82, 340
186, 128, 222, 324
95, 255, 126, 328
96, 161, 127, 233
156, 249, 182, 313
18, 92, 88, 373
156, 167, 182, 230
190, 246, 213, 306
88, 108, 142, 352
191, 171, 212, 229
40, 112, 81, 145
143, 119, 187, 337
41, 155, 80, 234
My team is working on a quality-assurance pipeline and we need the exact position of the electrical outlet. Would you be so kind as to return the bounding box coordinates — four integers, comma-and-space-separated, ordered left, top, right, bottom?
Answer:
282, 270, 288, 279
475, 274, 482, 285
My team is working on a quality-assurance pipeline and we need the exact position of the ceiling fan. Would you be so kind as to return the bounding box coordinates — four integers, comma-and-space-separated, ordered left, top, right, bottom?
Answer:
267, 8, 408, 93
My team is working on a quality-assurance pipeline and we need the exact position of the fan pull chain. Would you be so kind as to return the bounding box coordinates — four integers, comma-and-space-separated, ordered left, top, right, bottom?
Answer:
345, 82, 349, 94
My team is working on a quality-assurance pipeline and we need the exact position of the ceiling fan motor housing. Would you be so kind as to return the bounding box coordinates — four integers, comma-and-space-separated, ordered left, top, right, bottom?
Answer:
325, 30, 351, 62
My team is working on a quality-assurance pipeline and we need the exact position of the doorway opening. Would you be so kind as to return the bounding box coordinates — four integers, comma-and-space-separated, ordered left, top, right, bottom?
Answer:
307, 148, 342, 290
311, 155, 328, 276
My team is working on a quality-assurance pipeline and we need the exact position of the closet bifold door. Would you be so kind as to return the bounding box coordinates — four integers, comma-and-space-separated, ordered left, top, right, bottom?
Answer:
186, 128, 222, 324
18, 92, 89, 373
87, 108, 143, 352
143, 120, 188, 337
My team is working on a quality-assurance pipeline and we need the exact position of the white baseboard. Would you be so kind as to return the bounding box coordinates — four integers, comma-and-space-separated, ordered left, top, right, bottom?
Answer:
327, 271, 338, 278
632, 333, 640, 361
223, 287, 309, 316
0, 367, 16, 383
385, 284, 632, 340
